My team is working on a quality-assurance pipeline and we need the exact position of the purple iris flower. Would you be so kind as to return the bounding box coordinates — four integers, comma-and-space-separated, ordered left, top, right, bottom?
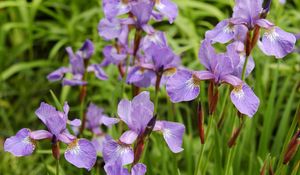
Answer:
47, 39, 107, 86
127, 46, 180, 88
85, 103, 119, 153
102, 92, 185, 168
102, 0, 178, 24
105, 161, 147, 175
166, 40, 260, 117
4, 102, 97, 171
205, 0, 296, 58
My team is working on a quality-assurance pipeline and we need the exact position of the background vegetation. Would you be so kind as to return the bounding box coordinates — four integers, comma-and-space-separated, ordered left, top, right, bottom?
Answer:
0, 0, 299, 174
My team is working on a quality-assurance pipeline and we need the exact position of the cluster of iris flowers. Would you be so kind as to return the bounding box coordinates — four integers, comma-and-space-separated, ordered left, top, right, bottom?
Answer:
4, 0, 298, 174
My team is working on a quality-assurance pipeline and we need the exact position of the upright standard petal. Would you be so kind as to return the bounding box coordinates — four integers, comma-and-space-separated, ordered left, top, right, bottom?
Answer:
259, 27, 296, 58
232, 0, 263, 28
4, 128, 35, 157
102, 0, 130, 20
35, 102, 58, 124
131, 163, 147, 175
118, 99, 133, 127
102, 136, 134, 166
131, 91, 154, 134
166, 69, 200, 103
198, 40, 218, 71
131, 0, 154, 27
78, 39, 94, 60
64, 139, 97, 171
154, 121, 185, 153
230, 84, 260, 117
155, 0, 178, 23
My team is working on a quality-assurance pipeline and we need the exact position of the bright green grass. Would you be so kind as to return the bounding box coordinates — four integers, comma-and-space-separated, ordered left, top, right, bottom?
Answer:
0, 0, 300, 175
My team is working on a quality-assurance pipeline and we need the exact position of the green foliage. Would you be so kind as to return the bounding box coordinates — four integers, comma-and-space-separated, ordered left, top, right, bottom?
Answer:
1, 0, 300, 175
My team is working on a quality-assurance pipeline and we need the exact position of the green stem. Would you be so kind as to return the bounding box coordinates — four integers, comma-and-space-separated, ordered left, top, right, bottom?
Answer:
241, 55, 250, 81
56, 159, 60, 175
120, 56, 130, 99
275, 104, 300, 175
224, 114, 238, 175
194, 115, 214, 175
225, 147, 235, 175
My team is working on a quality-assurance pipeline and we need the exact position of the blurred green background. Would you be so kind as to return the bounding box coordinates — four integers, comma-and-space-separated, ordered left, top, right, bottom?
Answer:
0, 0, 300, 174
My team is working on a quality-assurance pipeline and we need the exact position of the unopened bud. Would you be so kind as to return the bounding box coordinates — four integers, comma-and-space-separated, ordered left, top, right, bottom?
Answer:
227, 123, 244, 148
197, 103, 205, 144
208, 81, 219, 115
283, 130, 300, 164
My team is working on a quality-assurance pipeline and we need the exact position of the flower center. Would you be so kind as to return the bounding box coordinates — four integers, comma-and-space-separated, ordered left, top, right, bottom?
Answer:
233, 85, 245, 100
67, 139, 81, 155
186, 75, 201, 89
264, 28, 279, 42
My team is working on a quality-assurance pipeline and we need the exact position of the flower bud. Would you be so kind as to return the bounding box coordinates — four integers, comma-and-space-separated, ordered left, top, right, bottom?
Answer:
197, 103, 205, 144
283, 130, 300, 164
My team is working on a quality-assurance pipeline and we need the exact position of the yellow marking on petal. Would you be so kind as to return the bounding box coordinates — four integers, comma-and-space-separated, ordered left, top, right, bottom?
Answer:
67, 139, 81, 155
264, 27, 279, 42
233, 85, 245, 100
163, 68, 177, 76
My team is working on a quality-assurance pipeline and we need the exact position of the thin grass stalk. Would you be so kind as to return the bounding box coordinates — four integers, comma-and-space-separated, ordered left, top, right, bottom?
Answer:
275, 104, 300, 175
194, 115, 213, 175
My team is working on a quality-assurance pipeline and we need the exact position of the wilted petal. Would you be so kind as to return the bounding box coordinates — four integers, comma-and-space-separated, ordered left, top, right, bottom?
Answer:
65, 139, 97, 171
4, 128, 35, 157
166, 69, 200, 103
154, 121, 185, 153
132, 163, 147, 175
230, 84, 260, 117
103, 136, 134, 166
87, 64, 108, 80
30, 130, 52, 140
259, 27, 296, 58
155, 0, 178, 23
205, 20, 235, 44
47, 67, 69, 82
119, 130, 138, 144
98, 18, 122, 40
